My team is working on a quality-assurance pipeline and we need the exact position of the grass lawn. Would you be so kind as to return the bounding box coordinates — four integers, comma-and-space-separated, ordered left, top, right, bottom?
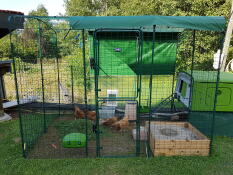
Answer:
1, 119, 233, 175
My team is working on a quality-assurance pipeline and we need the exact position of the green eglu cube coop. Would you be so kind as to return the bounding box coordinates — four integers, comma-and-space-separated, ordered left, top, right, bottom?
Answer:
89, 30, 180, 76
176, 71, 233, 112
3, 15, 232, 158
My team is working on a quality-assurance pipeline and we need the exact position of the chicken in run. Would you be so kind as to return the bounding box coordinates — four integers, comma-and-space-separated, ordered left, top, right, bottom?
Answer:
74, 106, 130, 131
102, 116, 119, 126
74, 106, 96, 121
111, 116, 130, 131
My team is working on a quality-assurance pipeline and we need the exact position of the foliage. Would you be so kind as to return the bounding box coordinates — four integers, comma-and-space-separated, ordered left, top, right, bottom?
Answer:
55, 27, 92, 91
13, 57, 40, 73
65, 0, 100, 16
119, 0, 231, 16
64, 0, 231, 17
65, 0, 122, 16
0, 35, 10, 59
66, 57, 92, 91
4, 5, 59, 61
0, 1, 232, 75
0, 6, 50, 61
64, 0, 232, 71
28, 4, 49, 16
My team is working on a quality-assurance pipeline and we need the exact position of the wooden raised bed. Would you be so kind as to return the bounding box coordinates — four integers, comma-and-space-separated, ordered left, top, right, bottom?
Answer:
149, 121, 210, 156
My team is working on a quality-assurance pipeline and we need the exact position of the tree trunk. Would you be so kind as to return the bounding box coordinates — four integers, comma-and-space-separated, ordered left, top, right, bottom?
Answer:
220, 0, 233, 71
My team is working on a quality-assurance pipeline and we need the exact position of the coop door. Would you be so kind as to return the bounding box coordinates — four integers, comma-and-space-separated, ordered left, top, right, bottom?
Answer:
176, 73, 191, 107
97, 100, 140, 157
93, 30, 142, 157
106, 89, 118, 106
205, 87, 232, 106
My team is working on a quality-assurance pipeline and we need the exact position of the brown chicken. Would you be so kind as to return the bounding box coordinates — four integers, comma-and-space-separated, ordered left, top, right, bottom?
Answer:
86, 111, 96, 121
74, 106, 85, 119
112, 116, 129, 131
74, 106, 96, 121
102, 117, 119, 126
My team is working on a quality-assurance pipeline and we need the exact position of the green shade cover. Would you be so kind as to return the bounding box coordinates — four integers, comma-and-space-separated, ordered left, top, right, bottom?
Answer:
68, 16, 225, 31
63, 133, 86, 148
189, 112, 233, 137
10, 15, 225, 31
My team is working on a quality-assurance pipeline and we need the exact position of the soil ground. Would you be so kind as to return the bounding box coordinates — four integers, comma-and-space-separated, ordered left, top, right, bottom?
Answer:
28, 115, 139, 158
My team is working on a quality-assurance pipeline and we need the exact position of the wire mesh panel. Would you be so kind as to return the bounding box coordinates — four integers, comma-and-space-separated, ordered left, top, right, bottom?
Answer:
9, 24, 45, 157
93, 30, 143, 157
97, 100, 141, 157
5, 15, 229, 159
92, 30, 141, 100
9, 18, 97, 158
146, 29, 223, 156
185, 31, 224, 139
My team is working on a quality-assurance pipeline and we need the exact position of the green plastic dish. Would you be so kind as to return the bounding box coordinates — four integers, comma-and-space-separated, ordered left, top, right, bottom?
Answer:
62, 133, 86, 148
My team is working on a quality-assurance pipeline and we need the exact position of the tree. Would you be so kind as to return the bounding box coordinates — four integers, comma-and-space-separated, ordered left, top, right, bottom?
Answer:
119, 0, 232, 70
119, 0, 231, 16
0, 35, 10, 59
64, 0, 232, 70
64, 0, 122, 16
16, 4, 59, 61
65, 0, 100, 16
0, 6, 49, 61
64, 0, 231, 16
29, 4, 49, 16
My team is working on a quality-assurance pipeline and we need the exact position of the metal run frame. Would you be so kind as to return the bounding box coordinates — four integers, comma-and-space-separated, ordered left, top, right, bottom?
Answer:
7, 15, 224, 158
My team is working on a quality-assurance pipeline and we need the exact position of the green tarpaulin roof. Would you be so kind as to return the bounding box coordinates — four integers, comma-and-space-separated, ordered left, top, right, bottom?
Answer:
9, 15, 225, 31
68, 16, 226, 31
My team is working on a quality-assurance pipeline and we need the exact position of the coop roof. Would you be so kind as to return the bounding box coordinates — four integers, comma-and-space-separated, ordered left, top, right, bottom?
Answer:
0, 10, 24, 39
68, 16, 225, 31
185, 71, 233, 83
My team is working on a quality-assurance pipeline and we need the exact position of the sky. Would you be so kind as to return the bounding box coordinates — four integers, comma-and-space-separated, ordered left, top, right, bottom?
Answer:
0, 0, 66, 16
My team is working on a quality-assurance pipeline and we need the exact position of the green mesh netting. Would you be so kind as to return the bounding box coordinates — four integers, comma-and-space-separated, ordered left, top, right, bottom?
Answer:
189, 112, 233, 137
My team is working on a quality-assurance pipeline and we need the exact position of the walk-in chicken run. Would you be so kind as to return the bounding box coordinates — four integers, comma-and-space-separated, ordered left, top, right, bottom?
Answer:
4, 15, 228, 158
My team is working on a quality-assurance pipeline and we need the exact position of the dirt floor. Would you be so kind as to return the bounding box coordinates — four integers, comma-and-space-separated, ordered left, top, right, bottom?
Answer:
28, 115, 139, 158
29, 126, 92, 158
100, 129, 136, 157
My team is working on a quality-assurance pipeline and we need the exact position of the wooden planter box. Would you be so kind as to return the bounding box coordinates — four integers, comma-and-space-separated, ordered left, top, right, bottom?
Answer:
149, 121, 210, 156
